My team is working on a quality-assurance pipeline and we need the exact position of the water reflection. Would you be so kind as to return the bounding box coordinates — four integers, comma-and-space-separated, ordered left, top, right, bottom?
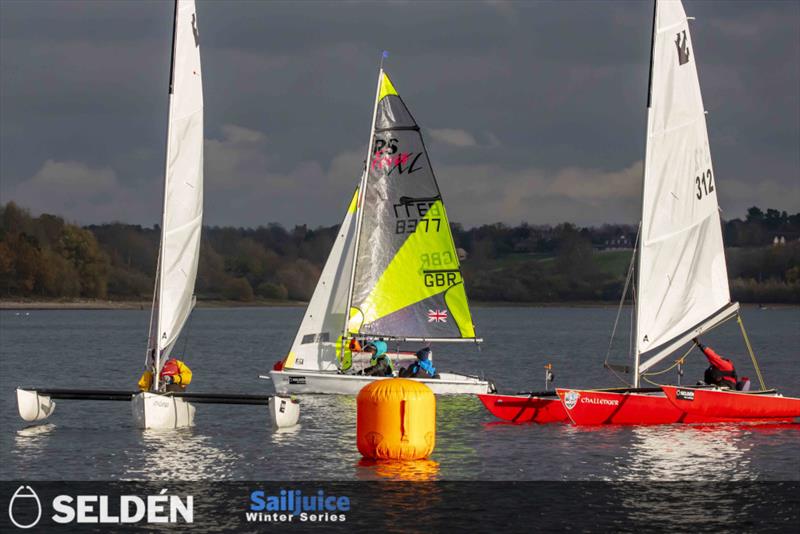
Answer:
14, 423, 56, 453
616, 424, 756, 481
16, 423, 56, 439
271, 424, 302, 444
355, 459, 440, 481
123, 429, 241, 481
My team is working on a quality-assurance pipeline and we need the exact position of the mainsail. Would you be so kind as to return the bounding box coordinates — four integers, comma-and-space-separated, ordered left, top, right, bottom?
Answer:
348, 72, 477, 340
284, 189, 359, 371
635, 0, 734, 376
147, 0, 204, 379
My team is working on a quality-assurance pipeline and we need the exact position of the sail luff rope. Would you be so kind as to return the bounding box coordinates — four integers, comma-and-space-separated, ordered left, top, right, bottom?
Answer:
341, 66, 383, 362
153, 0, 180, 392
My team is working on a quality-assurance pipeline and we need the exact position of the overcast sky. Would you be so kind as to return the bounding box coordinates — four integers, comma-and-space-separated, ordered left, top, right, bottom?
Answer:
1, 0, 798, 228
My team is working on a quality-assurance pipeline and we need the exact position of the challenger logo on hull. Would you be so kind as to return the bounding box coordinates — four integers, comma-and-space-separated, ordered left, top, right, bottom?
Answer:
564, 391, 579, 410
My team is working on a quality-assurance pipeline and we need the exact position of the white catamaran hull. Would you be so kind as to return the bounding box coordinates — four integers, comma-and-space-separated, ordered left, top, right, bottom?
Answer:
265, 370, 491, 395
17, 388, 55, 422
131, 392, 195, 430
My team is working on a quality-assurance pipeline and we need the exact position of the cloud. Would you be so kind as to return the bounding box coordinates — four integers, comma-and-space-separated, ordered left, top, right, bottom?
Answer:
6, 160, 152, 223
438, 160, 643, 226
428, 128, 478, 148
0, 1, 797, 228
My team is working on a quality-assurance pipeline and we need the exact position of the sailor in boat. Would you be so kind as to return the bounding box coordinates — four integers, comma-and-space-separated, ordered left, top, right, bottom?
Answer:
137, 349, 157, 392
159, 358, 193, 392
400, 347, 439, 379
136, 349, 193, 393
693, 338, 749, 391
360, 341, 394, 377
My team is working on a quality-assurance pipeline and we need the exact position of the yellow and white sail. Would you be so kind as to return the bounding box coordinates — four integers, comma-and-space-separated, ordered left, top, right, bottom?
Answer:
348, 72, 476, 340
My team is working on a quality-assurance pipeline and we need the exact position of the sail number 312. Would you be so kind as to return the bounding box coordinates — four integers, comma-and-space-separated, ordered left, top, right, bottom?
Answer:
695, 169, 714, 199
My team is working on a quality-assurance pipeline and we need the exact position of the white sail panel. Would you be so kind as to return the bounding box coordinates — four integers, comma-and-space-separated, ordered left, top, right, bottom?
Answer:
157, 0, 204, 359
636, 0, 730, 356
284, 189, 359, 371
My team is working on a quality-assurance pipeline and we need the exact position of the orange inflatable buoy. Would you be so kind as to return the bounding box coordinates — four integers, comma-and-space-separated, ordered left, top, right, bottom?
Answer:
357, 378, 436, 461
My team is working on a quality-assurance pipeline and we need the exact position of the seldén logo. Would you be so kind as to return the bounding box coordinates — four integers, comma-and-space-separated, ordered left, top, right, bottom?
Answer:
7, 486, 193, 528
8, 486, 42, 529
247, 488, 350, 523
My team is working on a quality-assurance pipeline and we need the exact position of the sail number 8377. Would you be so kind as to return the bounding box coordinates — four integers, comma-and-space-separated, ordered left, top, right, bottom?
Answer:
695, 169, 714, 200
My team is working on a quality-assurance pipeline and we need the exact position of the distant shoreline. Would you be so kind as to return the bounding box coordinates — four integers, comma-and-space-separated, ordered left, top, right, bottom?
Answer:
1, 299, 795, 310
0, 299, 306, 310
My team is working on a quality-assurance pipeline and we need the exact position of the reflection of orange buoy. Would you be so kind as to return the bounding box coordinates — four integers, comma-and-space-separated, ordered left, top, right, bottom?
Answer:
357, 378, 435, 460
357, 458, 440, 481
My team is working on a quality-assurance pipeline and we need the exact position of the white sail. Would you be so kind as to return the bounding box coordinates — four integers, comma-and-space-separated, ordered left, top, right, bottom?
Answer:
154, 0, 204, 366
284, 188, 359, 371
636, 0, 731, 372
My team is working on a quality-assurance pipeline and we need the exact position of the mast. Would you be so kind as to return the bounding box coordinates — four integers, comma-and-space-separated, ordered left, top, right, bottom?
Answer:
633, 0, 658, 388
341, 65, 384, 355
152, 0, 180, 391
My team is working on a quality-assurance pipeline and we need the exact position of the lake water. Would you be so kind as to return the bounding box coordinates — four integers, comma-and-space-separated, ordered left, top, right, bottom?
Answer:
1, 306, 798, 481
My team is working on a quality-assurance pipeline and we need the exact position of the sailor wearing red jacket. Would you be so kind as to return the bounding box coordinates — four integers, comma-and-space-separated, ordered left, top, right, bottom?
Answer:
693, 338, 738, 389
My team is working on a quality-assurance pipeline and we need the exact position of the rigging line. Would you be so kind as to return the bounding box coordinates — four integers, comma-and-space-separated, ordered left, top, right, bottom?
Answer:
737, 315, 766, 391
641, 374, 666, 387
607, 365, 632, 388
629, 283, 635, 359
630, 222, 641, 361
604, 222, 641, 365
642, 344, 694, 377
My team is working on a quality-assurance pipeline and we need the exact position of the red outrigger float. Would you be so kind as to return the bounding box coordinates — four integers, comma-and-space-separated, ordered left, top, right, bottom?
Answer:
556, 387, 735, 426
661, 386, 800, 421
478, 392, 568, 424
555, 387, 800, 426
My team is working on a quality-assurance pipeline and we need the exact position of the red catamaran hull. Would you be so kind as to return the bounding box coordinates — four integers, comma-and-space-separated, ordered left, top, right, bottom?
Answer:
478, 393, 568, 424
555, 388, 736, 426
662, 386, 800, 421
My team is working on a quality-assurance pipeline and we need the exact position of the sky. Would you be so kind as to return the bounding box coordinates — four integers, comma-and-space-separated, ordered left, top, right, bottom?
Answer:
0, 0, 798, 228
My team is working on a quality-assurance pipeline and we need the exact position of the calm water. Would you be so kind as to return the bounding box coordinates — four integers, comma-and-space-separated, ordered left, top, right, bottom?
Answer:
1, 306, 798, 481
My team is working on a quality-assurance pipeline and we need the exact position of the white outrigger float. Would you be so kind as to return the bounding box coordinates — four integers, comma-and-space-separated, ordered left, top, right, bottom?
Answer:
264, 66, 492, 396
16, 0, 299, 430
16, 387, 300, 430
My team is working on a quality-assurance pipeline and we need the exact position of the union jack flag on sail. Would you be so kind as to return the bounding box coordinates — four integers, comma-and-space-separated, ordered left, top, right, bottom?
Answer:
427, 309, 448, 323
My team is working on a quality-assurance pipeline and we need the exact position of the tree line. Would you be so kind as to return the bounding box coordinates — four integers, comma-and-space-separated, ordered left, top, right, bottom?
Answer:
1, 202, 798, 303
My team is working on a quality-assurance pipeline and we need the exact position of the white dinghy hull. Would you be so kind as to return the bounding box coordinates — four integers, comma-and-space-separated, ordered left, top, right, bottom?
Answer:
268, 396, 301, 428
17, 388, 56, 422
131, 392, 195, 430
265, 370, 491, 396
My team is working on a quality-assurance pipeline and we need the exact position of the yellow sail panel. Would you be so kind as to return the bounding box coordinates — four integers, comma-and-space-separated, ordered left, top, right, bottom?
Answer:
444, 283, 475, 338
348, 186, 359, 214
378, 72, 398, 101
354, 201, 475, 338
350, 70, 477, 339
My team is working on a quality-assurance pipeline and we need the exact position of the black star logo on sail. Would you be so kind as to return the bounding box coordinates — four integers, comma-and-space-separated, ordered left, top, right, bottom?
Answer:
675, 30, 690, 65
191, 13, 200, 47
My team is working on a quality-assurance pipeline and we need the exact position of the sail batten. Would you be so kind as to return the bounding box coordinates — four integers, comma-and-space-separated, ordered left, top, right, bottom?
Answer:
151, 0, 203, 376
635, 0, 731, 366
